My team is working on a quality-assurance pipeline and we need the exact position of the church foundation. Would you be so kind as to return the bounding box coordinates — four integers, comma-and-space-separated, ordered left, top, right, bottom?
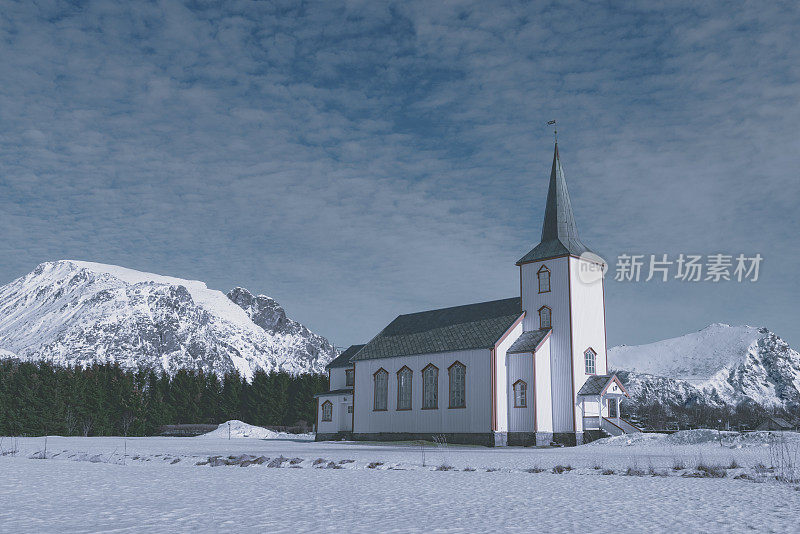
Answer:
551, 432, 584, 447
350, 432, 500, 447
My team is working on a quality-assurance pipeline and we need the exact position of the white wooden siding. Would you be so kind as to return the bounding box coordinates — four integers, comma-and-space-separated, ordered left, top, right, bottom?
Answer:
582, 398, 601, 417
568, 256, 608, 433
329, 367, 351, 390
521, 256, 573, 433
506, 352, 534, 432
352, 349, 492, 434
494, 319, 523, 432
317, 393, 352, 434
534, 337, 553, 432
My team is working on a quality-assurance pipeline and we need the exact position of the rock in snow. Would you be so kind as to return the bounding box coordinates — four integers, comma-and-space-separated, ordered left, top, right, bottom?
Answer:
0, 260, 337, 379
610, 324, 800, 409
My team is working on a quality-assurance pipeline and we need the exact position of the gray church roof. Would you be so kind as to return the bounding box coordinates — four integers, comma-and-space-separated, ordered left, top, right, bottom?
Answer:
517, 143, 593, 265
507, 328, 551, 354
352, 297, 523, 361
314, 388, 354, 397
325, 344, 365, 369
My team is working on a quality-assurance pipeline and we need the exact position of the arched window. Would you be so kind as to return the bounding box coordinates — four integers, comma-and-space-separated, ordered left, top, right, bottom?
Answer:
539, 306, 552, 329
422, 364, 438, 409
373, 368, 388, 411
321, 400, 333, 422
537, 265, 551, 293
584, 348, 596, 375
448, 361, 466, 408
397, 366, 412, 410
513, 380, 527, 408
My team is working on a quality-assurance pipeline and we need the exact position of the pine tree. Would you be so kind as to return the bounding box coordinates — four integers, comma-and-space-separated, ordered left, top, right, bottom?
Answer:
245, 370, 271, 427
267, 372, 290, 426
199, 372, 222, 424
170, 369, 202, 424
220, 371, 243, 422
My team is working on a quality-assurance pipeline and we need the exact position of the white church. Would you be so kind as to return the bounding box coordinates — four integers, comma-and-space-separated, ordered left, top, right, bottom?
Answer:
316, 141, 640, 446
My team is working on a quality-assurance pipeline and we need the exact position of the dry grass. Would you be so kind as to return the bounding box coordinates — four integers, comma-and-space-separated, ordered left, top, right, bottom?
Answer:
683, 463, 726, 478
671, 458, 686, 471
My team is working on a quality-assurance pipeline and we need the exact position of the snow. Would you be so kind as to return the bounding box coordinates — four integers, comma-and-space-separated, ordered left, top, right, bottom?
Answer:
0, 260, 336, 378
2, 433, 799, 533
610, 323, 762, 381
69, 260, 260, 334
610, 323, 800, 408
200, 420, 314, 440
589, 428, 796, 448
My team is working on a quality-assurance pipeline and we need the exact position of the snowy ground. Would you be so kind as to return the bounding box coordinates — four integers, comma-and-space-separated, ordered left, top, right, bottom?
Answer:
2, 429, 799, 533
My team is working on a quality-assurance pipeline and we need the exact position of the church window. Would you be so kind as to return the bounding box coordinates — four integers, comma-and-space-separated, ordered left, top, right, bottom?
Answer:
373, 368, 388, 411
513, 380, 527, 408
537, 265, 551, 293
448, 361, 466, 408
397, 367, 412, 410
321, 401, 332, 422
584, 348, 596, 375
539, 306, 552, 329
345, 369, 354, 387
422, 364, 438, 409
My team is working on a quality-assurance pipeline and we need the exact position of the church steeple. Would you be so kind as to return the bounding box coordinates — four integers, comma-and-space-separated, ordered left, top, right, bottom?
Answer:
541, 143, 580, 243
516, 141, 592, 265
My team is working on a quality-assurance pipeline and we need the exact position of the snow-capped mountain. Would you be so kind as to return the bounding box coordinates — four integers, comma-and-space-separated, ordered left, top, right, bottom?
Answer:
0, 261, 337, 379
610, 324, 800, 409
227, 286, 336, 368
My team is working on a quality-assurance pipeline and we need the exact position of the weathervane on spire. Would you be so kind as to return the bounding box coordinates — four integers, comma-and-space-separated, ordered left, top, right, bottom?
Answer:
547, 119, 557, 143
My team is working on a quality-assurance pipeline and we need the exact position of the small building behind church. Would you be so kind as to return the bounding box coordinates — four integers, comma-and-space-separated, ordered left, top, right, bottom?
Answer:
316, 141, 640, 446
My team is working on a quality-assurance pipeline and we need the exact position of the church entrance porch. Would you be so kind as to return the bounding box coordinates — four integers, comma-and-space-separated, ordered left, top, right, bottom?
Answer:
577, 374, 641, 441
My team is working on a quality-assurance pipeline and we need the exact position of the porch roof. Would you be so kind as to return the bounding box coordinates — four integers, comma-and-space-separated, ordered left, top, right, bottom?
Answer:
577, 374, 629, 397
507, 328, 550, 354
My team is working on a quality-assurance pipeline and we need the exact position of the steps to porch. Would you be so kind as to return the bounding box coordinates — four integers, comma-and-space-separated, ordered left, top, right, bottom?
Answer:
583, 416, 643, 437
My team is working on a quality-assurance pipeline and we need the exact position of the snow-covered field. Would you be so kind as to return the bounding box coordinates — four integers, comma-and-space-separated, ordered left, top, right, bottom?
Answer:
2, 429, 799, 533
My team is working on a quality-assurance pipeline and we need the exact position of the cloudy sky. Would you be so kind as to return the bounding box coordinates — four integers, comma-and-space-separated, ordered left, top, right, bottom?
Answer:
1, 0, 798, 349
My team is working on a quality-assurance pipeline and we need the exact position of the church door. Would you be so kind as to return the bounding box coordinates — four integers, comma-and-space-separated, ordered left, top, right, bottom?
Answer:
607, 398, 617, 418
341, 401, 353, 431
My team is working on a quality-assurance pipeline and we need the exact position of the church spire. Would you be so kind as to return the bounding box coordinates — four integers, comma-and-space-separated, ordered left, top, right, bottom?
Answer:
540, 142, 580, 243
516, 140, 592, 265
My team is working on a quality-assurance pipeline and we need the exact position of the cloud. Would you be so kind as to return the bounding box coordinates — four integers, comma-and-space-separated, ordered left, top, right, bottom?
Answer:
0, 0, 798, 349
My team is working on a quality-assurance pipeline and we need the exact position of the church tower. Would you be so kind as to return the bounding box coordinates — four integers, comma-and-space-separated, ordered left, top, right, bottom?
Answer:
517, 142, 607, 445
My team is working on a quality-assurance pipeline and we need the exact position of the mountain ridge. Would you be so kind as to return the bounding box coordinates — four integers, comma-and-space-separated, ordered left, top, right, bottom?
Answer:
0, 260, 337, 379
610, 324, 800, 409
